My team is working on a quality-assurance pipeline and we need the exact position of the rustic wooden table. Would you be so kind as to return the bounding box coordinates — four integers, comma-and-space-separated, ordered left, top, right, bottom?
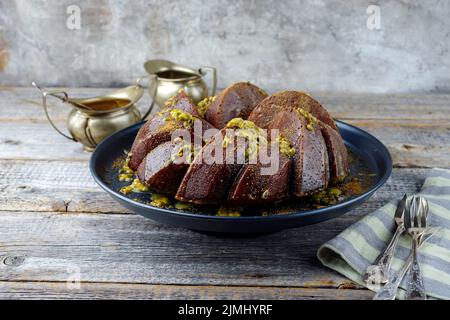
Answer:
0, 87, 449, 299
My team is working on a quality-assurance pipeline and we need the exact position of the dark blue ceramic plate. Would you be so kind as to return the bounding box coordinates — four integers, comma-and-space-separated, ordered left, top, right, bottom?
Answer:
90, 121, 392, 235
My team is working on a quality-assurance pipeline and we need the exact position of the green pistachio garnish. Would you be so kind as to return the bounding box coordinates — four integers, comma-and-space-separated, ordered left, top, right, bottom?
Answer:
312, 188, 343, 205
216, 206, 242, 217
149, 194, 171, 208
296, 108, 319, 131
197, 96, 216, 117
225, 118, 268, 162
118, 153, 134, 181
174, 201, 192, 210
120, 178, 149, 195
276, 135, 296, 157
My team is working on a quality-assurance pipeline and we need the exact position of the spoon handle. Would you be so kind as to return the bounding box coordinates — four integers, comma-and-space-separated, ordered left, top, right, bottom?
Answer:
364, 224, 405, 284
405, 235, 427, 299
373, 232, 432, 300
373, 253, 412, 300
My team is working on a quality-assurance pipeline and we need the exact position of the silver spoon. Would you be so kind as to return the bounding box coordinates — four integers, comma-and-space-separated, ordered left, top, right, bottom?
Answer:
363, 194, 408, 284
404, 195, 429, 299
373, 231, 432, 300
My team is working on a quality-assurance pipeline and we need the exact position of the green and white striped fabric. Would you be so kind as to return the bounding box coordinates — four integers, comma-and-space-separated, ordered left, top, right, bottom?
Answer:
317, 168, 450, 299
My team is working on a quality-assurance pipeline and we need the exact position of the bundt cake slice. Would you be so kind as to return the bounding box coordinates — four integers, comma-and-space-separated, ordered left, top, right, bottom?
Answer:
136, 140, 197, 194
228, 143, 292, 204
203, 82, 268, 128
228, 117, 294, 203
248, 90, 347, 193
175, 128, 242, 204
248, 91, 338, 131
262, 108, 330, 196
175, 118, 268, 204
129, 91, 213, 170
321, 123, 349, 183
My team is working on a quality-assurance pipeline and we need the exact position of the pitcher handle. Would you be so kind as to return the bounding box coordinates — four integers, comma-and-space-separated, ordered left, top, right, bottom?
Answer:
32, 82, 77, 142
199, 66, 217, 96
136, 74, 158, 121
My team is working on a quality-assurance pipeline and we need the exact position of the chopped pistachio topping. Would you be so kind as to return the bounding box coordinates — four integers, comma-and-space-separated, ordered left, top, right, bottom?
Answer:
118, 173, 133, 182
225, 118, 268, 162
222, 135, 232, 148
158, 108, 195, 129
174, 201, 192, 210
296, 108, 319, 131
169, 109, 194, 128
216, 206, 242, 217
197, 96, 216, 117
171, 142, 199, 164
226, 118, 260, 130
149, 193, 171, 208
262, 189, 270, 199
164, 95, 179, 108
118, 153, 134, 181
276, 135, 296, 157
312, 188, 342, 205
120, 178, 149, 195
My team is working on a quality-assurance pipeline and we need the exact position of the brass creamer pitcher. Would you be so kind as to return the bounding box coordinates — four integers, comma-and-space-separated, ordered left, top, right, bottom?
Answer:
32, 82, 151, 151
138, 59, 217, 112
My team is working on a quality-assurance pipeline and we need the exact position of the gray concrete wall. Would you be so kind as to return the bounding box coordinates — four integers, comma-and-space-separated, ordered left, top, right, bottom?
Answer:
1, 0, 449, 92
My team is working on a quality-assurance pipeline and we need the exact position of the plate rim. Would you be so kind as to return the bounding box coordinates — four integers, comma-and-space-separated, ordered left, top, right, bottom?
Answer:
89, 120, 392, 222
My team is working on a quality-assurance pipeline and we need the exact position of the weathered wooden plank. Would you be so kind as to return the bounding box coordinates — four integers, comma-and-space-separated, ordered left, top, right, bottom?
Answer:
1, 87, 450, 121
0, 159, 428, 213
0, 160, 95, 188
1, 120, 449, 166
0, 122, 90, 161
0, 281, 373, 300
347, 120, 450, 168
316, 92, 450, 120
0, 159, 124, 213
0, 210, 365, 288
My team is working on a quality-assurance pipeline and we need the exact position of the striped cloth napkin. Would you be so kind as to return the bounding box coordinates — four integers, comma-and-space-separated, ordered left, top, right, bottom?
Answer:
317, 168, 450, 299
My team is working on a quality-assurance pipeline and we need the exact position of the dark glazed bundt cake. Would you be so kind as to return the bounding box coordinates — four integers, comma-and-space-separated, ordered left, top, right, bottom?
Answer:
248, 91, 348, 184
202, 81, 268, 128
175, 127, 244, 204
129, 91, 213, 170
127, 83, 349, 206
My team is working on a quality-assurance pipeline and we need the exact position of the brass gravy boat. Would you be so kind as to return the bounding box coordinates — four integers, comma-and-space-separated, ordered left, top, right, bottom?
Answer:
33, 60, 217, 152
138, 59, 217, 111
33, 82, 150, 151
